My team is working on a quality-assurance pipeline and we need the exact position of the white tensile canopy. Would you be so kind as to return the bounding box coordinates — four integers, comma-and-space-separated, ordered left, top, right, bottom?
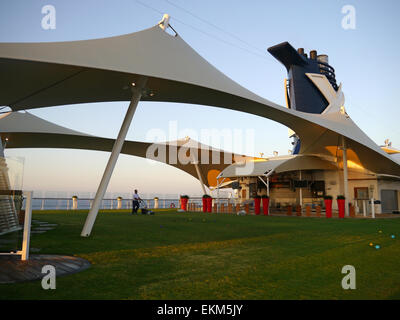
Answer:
1, 19, 399, 235
0, 111, 252, 188
218, 155, 339, 179
1, 23, 399, 175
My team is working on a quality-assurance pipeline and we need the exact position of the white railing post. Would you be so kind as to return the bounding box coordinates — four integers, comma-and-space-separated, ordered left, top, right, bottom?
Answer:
371, 198, 375, 219
20, 191, 33, 261
354, 199, 358, 215
342, 136, 350, 217
72, 196, 78, 210
363, 200, 367, 217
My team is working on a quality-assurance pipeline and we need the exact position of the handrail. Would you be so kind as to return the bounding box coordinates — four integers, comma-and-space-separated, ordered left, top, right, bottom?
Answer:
27, 196, 234, 211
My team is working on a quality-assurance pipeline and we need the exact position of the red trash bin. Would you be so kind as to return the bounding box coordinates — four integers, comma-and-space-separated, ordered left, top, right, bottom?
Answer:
324, 197, 333, 218
180, 196, 188, 211
262, 197, 269, 216
206, 197, 213, 213
337, 196, 345, 218
202, 197, 207, 212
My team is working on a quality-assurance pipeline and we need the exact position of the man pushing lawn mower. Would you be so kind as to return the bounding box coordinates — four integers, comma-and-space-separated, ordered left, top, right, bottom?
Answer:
131, 189, 141, 214
139, 199, 155, 215
131, 189, 154, 215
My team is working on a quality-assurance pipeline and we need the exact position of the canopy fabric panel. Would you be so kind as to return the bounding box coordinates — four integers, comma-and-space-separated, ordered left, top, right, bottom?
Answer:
0, 112, 250, 187
274, 155, 338, 173
0, 25, 276, 111
219, 157, 292, 178
219, 155, 338, 178
0, 111, 89, 136
209, 179, 237, 190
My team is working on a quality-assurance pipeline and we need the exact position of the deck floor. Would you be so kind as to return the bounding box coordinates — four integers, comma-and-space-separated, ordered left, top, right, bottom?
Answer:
0, 254, 91, 284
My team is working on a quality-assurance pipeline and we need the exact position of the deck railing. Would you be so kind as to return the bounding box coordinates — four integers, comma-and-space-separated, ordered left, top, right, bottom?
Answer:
26, 197, 234, 211
18, 197, 381, 216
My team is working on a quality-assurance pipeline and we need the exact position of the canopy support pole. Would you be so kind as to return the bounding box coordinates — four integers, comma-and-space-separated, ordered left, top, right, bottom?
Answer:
217, 178, 225, 212
263, 170, 275, 197
299, 170, 303, 207
191, 155, 207, 195
342, 136, 350, 217
258, 176, 268, 189
81, 78, 147, 237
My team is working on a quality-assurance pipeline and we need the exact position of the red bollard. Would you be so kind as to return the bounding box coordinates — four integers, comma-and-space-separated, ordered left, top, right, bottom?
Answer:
296, 205, 302, 216
316, 205, 321, 217
305, 205, 311, 217
324, 197, 333, 218
235, 203, 240, 212
206, 197, 212, 213
349, 204, 355, 217
202, 197, 207, 213
337, 197, 345, 218
180, 196, 188, 211
262, 197, 269, 216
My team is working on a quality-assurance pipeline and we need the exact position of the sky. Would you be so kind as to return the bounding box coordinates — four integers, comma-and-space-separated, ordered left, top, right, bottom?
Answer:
1, 0, 400, 198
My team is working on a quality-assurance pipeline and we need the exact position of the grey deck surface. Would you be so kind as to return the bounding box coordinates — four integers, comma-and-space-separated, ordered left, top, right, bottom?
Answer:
0, 254, 91, 284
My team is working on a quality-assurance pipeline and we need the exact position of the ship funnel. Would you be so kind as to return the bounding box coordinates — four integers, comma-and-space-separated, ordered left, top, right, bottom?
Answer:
268, 42, 340, 154
310, 50, 317, 60
317, 54, 329, 64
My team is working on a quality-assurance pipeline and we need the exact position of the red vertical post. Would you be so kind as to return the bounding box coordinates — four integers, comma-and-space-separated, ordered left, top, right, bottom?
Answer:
206, 197, 212, 213
324, 199, 332, 218
262, 197, 269, 216
337, 199, 345, 218
180, 197, 188, 211
202, 197, 207, 212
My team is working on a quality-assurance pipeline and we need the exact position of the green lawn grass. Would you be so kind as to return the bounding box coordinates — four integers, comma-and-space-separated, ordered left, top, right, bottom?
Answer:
1, 210, 400, 299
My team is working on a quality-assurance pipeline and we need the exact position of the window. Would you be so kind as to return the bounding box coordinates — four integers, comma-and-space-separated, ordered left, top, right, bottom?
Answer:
354, 187, 369, 200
